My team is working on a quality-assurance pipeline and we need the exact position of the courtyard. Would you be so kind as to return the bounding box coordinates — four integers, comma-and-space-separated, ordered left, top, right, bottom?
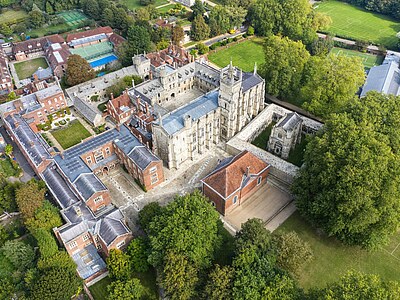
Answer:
51, 119, 91, 149
160, 87, 204, 113
13, 57, 49, 80
224, 182, 292, 232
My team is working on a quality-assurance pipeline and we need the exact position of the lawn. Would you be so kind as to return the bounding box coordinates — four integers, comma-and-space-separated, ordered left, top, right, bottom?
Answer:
156, 3, 177, 13
251, 122, 275, 150
120, 0, 168, 10
315, 0, 400, 49
276, 212, 400, 289
330, 47, 384, 69
286, 136, 308, 167
89, 269, 159, 300
0, 158, 21, 177
0, 9, 28, 25
51, 120, 91, 149
14, 57, 49, 80
28, 23, 72, 39
208, 38, 265, 72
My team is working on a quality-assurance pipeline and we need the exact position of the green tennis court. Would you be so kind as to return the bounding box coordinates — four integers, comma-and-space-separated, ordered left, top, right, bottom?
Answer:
329, 47, 384, 69
70, 42, 114, 60
58, 11, 88, 27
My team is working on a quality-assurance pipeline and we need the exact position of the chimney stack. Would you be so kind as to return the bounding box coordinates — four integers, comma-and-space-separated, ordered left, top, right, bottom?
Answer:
246, 166, 250, 177
110, 93, 114, 100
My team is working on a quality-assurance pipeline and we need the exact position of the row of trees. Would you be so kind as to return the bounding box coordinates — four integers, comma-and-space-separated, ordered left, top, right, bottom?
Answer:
0, 179, 82, 299
342, 0, 400, 20
261, 35, 365, 118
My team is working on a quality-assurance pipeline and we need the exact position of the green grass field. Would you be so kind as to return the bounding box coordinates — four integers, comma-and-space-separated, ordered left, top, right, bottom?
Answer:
208, 38, 265, 72
156, 3, 177, 13
330, 47, 384, 69
58, 10, 88, 27
120, 0, 168, 10
51, 120, 91, 149
276, 212, 400, 289
315, 0, 400, 49
251, 122, 275, 150
14, 57, 49, 80
0, 9, 28, 25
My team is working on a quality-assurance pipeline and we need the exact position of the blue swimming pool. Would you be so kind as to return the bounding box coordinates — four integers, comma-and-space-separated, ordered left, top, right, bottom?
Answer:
90, 54, 118, 68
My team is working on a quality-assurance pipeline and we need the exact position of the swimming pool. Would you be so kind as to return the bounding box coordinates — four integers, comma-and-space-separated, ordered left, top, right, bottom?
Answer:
89, 54, 118, 68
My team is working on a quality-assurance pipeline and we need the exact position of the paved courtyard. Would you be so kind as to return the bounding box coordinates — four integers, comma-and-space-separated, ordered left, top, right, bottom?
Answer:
161, 88, 204, 112
224, 182, 293, 232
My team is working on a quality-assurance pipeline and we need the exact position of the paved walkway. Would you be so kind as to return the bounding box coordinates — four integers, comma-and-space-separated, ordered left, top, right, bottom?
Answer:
185, 30, 246, 50
43, 132, 64, 151
8, 62, 22, 89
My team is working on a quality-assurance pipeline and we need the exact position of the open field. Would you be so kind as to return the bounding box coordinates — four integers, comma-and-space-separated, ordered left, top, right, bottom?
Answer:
276, 212, 400, 289
51, 120, 91, 149
330, 47, 384, 69
0, 9, 28, 25
315, 0, 400, 49
120, 0, 168, 10
208, 38, 265, 72
14, 57, 49, 80
156, 3, 177, 13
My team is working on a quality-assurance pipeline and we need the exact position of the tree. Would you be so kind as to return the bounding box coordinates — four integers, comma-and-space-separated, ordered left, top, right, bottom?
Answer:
32, 228, 59, 259
0, 24, 12, 36
261, 35, 310, 101
196, 42, 209, 55
301, 55, 365, 117
4, 144, 13, 157
138, 201, 163, 232
204, 264, 234, 300
0, 180, 20, 213
37, 250, 77, 271
107, 279, 145, 300
26, 201, 62, 232
7, 91, 17, 101
171, 25, 184, 45
106, 249, 131, 280
105, 75, 143, 98
127, 25, 152, 55
312, 271, 400, 299
292, 94, 400, 248
15, 180, 46, 220
1, 240, 35, 271
127, 237, 149, 273
208, 6, 231, 36
82, 0, 100, 19
30, 267, 81, 300
162, 251, 199, 300
0, 225, 8, 247
147, 191, 221, 269
274, 231, 313, 277
262, 275, 303, 300
29, 9, 45, 28
247, 26, 255, 36
308, 35, 334, 56
66, 54, 95, 86
190, 15, 210, 41
190, 0, 206, 20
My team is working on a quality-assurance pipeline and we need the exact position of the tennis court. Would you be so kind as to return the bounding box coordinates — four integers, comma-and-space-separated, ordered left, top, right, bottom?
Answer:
70, 42, 114, 60
330, 47, 384, 69
58, 11, 88, 27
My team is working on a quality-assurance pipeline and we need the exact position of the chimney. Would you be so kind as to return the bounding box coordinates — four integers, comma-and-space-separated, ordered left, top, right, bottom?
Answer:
136, 97, 141, 110
116, 124, 120, 131
33, 73, 39, 82
245, 166, 250, 177
110, 93, 114, 100
145, 102, 150, 116
138, 135, 143, 144
146, 141, 150, 148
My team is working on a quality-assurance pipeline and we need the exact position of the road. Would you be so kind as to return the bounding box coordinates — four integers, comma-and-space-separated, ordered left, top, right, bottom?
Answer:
0, 125, 36, 182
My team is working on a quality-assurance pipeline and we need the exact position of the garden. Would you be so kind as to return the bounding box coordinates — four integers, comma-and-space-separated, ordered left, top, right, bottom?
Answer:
208, 37, 264, 72
51, 120, 91, 149
13, 57, 49, 80
315, 0, 400, 49
119, 0, 169, 11
276, 211, 400, 289
0, 9, 28, 25
0, 157, 21, 178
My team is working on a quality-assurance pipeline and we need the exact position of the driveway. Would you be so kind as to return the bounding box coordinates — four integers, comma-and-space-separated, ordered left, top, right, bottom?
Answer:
0, 126, 36, 182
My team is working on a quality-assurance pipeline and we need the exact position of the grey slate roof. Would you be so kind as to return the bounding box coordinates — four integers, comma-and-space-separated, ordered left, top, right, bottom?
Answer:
276, 112, 302, 132
33, 67, 53, 80
242, 72, 264, 92
160, 89, 219, 135
361, 59, 400, 97
74, 173, 107, 201
42, 163, 80, 209
73, 96, 100, 125
5, 114, 51, 167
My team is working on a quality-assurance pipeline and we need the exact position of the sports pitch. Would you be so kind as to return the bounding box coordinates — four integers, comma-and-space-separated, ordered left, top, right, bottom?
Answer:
70, 42, 114, 60
330, 47, 384, 69
58, 11, 88, 27
315, 0, 400, 50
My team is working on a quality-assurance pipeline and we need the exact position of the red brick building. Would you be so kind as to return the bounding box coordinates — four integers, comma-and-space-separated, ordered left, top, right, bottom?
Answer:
201, 150, 270, 216
147, 44, 192, 69
13, 34, 64, 61
107, 90, 135, 124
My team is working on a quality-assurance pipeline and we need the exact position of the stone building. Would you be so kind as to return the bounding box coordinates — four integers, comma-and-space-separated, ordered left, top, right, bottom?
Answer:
267, 112, 302, 159
201, 150, 270, 216
150, 62, 265, 169
0, 49, 12, 95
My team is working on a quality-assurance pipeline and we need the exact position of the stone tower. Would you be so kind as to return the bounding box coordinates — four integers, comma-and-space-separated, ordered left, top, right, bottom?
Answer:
218, 62, 243, 141
132, 54, 151, 78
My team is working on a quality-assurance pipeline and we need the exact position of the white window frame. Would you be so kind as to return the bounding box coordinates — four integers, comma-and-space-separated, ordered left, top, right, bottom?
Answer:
257, 176, 262, 185
82, 234, 90, 242
86, 156, 92, 164
69, 241, 78, 249
116, 240, 125, 249
149, 166, 157, 173
94, 196, 103, 204
233, 195, 238, 204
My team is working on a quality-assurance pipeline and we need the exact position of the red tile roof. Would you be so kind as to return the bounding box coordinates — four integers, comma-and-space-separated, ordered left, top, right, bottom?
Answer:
13, 35, 64, 53
109, 91, 132, 115
202, 150, 269, 198
66, 26, 113, 43
108, 33, 125, 47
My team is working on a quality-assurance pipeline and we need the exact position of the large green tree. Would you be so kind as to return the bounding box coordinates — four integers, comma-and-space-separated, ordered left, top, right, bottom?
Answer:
15, 180, 46, 220
1, 240, 35, 271
147, 191, 221, 269
66, 54, 95, 86
127, 237, 149, 273
261, 35, 310, 100
190, 15, 210, 41
107, 279, 145, 300
106, 249, 131, 280
26, 201, 62, 232
293, 93, 400, 248
204, 264, 234, 300
209, 6, 247, 36
301, 55, 365, 118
